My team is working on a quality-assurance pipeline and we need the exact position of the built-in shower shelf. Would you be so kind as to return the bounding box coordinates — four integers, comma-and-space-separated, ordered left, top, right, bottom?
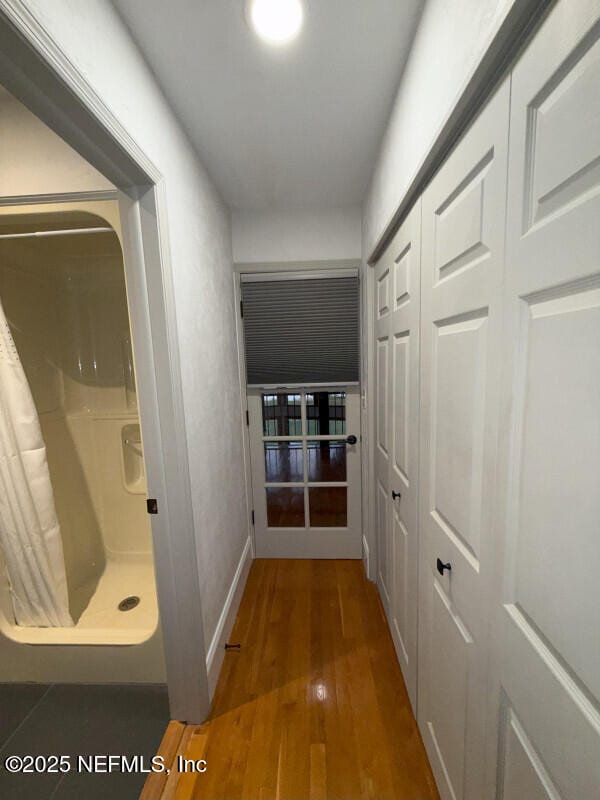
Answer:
121, 423, 146, 494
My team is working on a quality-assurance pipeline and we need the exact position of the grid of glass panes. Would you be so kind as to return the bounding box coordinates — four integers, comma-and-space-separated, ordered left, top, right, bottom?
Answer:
306, 391, 346, 435
261, 391, 348, 528
261, 393, 301, 436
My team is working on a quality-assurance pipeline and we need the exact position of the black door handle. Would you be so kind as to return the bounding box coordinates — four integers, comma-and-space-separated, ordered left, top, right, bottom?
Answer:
436, 558, 451, 576
346, 435, 357, 445
392, 490, 401, 500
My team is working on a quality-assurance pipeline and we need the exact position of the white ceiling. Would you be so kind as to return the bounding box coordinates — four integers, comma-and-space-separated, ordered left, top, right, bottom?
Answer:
112, 0, 423, 212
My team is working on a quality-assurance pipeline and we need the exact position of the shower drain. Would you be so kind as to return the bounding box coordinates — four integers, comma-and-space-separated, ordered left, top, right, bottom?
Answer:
118, 595, 140, 612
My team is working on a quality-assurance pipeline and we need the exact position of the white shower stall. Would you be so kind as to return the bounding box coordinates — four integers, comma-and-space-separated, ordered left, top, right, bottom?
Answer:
0, 200, 164, 682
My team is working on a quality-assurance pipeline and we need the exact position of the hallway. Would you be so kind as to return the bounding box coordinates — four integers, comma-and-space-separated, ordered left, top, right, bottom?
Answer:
1, 3, 597, 799
145, 560, 438, 799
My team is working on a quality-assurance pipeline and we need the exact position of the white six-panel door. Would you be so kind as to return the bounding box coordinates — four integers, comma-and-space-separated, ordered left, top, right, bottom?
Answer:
417, 80, 510, 800
373, 203, 422, 712
485, 3, 600, 798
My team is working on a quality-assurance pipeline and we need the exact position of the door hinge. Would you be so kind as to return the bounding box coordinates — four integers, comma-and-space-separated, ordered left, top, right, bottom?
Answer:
240, 300, 244, 318
146, 498, 158, 515
245, 409, 249, 426
251, 510, 255, 525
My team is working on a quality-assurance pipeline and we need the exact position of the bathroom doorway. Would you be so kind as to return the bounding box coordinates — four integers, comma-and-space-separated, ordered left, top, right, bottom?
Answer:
0, 16, 210, 722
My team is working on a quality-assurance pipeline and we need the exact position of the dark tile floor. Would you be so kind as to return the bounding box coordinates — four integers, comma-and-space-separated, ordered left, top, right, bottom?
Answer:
0, 683, 169, 800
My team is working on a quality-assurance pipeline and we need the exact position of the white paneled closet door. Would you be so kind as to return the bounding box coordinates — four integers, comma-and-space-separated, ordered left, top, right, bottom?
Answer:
486, 3, 600, 798
417, 79, 510, 800
373, 203, 422, 712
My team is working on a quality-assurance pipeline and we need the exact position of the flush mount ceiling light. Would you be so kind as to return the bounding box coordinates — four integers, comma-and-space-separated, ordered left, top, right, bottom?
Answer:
247, 0, 304, 46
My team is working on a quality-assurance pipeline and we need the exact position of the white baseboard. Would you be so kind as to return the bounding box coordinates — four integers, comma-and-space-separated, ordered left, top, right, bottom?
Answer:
362, 534, 371, 579
205, 536, 253, 698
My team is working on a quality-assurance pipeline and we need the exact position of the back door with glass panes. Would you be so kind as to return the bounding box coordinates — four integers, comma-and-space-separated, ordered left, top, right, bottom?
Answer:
247, 388, 362, 558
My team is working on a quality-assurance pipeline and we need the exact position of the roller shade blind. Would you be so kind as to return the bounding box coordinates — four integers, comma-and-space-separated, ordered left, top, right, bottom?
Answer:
241, 274, 360, 386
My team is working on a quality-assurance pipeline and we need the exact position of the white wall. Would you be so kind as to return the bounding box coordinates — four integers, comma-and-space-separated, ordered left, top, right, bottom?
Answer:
9, 0, 249, 661
0, 91, 113, 196
232, 206, 361, 264
363, 0, 516, 256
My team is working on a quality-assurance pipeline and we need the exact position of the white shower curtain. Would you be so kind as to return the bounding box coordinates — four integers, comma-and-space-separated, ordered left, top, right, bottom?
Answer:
0, 298, 73, 627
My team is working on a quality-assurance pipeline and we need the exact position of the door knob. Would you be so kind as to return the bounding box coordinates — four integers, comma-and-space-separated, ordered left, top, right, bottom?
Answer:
392, 490, 401, 500
436, 558, 452, 575
346, 435, 357, 445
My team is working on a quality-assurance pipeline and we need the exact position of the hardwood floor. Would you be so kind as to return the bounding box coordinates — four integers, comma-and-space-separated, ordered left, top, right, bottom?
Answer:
143, 560, 439, 800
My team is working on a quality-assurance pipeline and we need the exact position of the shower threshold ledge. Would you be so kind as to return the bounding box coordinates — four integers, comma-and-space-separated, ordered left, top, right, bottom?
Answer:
0, 554, 159, 646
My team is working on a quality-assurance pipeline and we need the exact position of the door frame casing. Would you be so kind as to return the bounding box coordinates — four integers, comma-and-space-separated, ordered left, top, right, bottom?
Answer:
0, 2, 209, 722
